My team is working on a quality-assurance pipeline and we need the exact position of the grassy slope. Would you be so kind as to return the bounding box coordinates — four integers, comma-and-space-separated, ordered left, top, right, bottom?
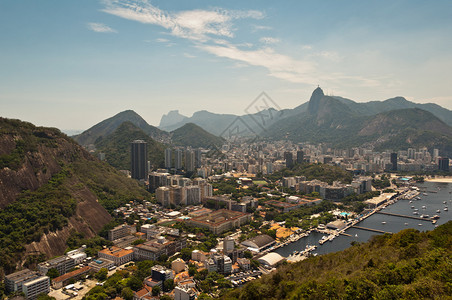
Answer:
223, 222, 452, 300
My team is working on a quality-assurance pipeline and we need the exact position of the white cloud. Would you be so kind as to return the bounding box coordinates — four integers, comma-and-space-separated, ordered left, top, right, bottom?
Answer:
101, 0, 380, 88
87, 22, 117, 33
102, 0, 262, 41
260, 37, 280, 44
251, 24, 272, 32
199, 43, 317, 84
156, 38, 169, 43
183, 53, 196, 58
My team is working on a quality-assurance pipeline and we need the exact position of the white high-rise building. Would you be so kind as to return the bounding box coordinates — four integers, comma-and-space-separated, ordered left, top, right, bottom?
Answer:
165, 148, 172, 169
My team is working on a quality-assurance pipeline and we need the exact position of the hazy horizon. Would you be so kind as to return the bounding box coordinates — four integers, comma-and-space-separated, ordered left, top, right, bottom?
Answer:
1, 0, 452, 130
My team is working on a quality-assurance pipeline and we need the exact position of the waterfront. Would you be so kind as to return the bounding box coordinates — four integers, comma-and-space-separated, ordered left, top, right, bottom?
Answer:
276, 181, 451, 258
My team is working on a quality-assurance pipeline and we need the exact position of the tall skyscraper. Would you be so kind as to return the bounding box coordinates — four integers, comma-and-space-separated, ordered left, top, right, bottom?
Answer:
284, 151, 294, 169
165, 148, 172, 169
390, 152, 398, 171
438, 157, 450, 172
185, 150, 195, 172
195, 148, 202, 168
297, 150, 304, 164
131, 140, 147, 180
175, 149, 183, 170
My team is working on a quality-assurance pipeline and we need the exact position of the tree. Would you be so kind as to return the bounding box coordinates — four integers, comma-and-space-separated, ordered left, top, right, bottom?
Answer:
160, 295, 172, 300
127, 275, 143, 291
131, 239, 146, 246
163, 279, 174, 292
121, 287, 134, 300
151, 285, 160, 296
37, 293, 56, 300
46, 268, 59, 279
188, 264, 198, 277
95, 268, 108, 281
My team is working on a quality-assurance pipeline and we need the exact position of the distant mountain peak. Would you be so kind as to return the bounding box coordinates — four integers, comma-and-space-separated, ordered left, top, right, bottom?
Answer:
158, 110, 188, 129
307, 86, 325, 114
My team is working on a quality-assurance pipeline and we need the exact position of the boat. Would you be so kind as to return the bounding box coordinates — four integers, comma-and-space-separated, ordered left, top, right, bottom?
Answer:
432, 215, 440, 219
418, 224, 423, 226
381, 221, 386, 224
437, 209, 441, 213
422, 205, 426, 209
413, 211, 419, 215
404, 222, 408, 226
443, 201, 447, 204
411, 206, 415, 209
354, 234, 358, 237
445, 207, 449, 211
420, 214, 429, 218
423, 193, 428, 196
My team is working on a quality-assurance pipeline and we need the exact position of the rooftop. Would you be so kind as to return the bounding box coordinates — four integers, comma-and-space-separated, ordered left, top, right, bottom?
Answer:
99, 246, 134, 258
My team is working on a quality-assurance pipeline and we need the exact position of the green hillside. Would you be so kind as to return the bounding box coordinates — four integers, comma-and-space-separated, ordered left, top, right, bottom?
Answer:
95, 121, 165, 170
0, 118, 151, 276
171, 122, 225, 149
223, 222, 452, 300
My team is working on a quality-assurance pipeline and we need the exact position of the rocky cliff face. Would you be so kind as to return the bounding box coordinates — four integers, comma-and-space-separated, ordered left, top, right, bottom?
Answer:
0, 118, 149, 271
25, 179, 112, 259
0, 129, 90, 208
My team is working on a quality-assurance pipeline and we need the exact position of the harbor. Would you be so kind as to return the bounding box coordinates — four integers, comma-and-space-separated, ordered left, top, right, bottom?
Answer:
275, 181, 451, 259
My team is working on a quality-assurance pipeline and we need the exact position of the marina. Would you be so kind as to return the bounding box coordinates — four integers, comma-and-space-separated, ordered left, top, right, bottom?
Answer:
275, 181, 451, 258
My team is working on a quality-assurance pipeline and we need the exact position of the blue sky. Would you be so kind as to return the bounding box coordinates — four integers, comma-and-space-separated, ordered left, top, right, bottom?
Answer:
1, 0, 452, 131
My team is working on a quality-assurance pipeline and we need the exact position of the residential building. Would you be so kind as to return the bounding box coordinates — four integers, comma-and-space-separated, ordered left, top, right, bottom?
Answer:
390, 152, 398, 171
37, 256, 75, 277
175, 149, 183, 170
174, 286, 196, 300
439, 157, 450, 172
108, 224, 134, 241
5, 269, 50, 300
165, 148, 172, 169
171, 258, 186, 274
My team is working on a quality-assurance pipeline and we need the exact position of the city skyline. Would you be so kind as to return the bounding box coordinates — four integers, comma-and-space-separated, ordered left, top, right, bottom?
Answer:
1, 0, 452, 131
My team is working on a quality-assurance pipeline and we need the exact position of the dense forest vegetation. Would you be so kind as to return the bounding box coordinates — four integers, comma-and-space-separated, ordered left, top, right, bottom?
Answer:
223, 221, 452, 300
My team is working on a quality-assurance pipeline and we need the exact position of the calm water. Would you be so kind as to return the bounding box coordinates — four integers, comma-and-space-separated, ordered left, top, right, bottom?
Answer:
276, 181, 452, 257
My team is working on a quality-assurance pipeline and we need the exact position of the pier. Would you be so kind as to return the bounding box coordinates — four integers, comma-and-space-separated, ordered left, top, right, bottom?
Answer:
376, 211, 433, 221
351, 225, 392, 234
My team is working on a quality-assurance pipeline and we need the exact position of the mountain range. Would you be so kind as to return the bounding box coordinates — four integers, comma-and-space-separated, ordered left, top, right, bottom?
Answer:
157, 88, 452, 155
70, 87, 452, 167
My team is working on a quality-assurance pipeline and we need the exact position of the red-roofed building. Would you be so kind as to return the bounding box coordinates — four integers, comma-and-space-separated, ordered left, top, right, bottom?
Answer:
52, 266, 92, 289
98, 246, 134, 266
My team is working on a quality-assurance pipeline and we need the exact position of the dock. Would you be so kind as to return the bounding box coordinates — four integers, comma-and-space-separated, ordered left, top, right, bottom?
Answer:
351, 225, 392, 234
376, 211, 433, 221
